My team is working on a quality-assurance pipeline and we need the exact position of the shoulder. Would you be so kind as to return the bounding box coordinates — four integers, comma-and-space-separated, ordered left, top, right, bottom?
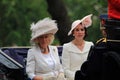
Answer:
28, 46, 37, 51
85, 41, 94, 45
63, 42, 72, 47
49, 45, 58, 52
62, 42, 74, 49
49, 45, 57, 49
27, 47, 37, 57
28, 48, 34, 53
27, 46, 40, 54
96, 38, 107, 44
95, 38, 107, 47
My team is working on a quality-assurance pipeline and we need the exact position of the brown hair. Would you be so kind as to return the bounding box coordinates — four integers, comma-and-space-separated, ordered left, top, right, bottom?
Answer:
71, 23, 88, 39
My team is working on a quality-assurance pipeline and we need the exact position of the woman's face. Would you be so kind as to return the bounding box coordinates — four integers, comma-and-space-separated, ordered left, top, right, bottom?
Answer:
72, 24, 85, 40
35, 34, 52, 48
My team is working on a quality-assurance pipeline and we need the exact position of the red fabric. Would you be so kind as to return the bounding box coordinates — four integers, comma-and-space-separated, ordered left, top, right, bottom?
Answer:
108, 0, 120, 20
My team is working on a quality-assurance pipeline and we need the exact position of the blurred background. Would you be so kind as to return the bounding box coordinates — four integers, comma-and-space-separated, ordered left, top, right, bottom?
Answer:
0, 0, 107, 47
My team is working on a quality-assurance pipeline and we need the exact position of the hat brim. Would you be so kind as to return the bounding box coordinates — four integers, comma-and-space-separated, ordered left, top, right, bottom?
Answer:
31, 28, 58, 41
68, 20, 82, 36
68, 14, 92, 36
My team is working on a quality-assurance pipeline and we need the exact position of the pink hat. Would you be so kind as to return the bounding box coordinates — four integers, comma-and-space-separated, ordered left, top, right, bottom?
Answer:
30, 17, 58, 41
68, 14, 93, 36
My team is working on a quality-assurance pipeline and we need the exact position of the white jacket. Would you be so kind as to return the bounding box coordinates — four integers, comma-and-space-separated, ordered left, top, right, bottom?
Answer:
26, 45, 63, 79
62, 41, 93, 80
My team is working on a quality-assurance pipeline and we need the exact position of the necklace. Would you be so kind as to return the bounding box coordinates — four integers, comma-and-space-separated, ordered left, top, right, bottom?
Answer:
40, 47, 49, 54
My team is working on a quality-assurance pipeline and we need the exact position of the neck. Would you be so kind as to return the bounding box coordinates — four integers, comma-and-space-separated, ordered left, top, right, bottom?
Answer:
72, 39, 85, 45
72, 39, 85, 51
39, 46, 49, 54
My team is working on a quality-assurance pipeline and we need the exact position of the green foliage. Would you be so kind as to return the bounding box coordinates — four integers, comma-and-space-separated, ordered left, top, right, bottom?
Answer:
52, 37, 60, 46
0, 0, 107, 46
64, 0, 107, 43
0, 0, 50, 47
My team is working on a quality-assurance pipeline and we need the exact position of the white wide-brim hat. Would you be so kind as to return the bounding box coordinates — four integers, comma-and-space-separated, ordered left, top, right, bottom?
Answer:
30, 17, 58, 41
68, 14, 93, 36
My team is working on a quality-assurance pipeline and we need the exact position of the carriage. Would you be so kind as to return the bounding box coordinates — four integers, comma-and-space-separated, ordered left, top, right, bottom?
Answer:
0, 46, 63, 80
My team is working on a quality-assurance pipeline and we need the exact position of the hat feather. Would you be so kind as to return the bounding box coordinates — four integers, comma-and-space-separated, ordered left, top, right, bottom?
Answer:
30, 17, 58, 41
82, 14, 93, 28
30, 23, 35, 31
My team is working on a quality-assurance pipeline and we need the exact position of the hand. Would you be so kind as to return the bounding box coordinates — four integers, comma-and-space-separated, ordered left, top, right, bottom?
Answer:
57, 73, 66, 80
33, 75, 43, 80
43, 76, 57, 80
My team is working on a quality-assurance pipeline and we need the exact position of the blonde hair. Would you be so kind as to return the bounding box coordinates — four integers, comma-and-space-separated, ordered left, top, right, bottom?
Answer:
30, 33, 55, 46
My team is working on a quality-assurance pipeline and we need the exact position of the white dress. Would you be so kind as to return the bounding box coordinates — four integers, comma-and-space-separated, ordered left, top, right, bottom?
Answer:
62, 41, 94, 80
26, 45, 63, 79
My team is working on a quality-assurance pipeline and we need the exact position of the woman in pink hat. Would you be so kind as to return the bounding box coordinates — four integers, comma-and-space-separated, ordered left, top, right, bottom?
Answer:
62, 14, 94, 80
26, 18, 66, 80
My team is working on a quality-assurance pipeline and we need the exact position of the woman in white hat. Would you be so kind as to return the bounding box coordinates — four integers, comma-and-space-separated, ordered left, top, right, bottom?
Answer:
62, 14, 94, 80
26, 18, 66, 80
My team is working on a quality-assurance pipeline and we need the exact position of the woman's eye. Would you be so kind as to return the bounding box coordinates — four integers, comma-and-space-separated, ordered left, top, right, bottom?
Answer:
81, 29, 84, 31
76, 29, 79, 31
75, 29, 84, 31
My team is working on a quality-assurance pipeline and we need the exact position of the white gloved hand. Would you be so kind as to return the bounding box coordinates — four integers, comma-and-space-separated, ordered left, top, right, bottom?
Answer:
57, 73, 66, 80
43, 76, 57, 80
